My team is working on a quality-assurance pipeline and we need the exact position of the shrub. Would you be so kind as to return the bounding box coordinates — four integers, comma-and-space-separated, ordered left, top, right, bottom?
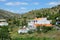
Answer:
12, 37, 54, 40
28, 30, 34, 34
41, 26, 53, 33
36, 26, 41, 33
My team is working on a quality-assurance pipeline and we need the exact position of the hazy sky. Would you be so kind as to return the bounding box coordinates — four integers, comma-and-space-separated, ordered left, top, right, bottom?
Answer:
0, 0, 60, 14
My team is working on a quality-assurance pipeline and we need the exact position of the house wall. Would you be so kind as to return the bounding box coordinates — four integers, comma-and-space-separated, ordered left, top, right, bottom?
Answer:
0, 19, 8, 26
0, 22, 8, 26
28, 18, 52, 28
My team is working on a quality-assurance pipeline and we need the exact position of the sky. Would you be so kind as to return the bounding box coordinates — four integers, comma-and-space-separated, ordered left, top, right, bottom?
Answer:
0, 0, 60, 14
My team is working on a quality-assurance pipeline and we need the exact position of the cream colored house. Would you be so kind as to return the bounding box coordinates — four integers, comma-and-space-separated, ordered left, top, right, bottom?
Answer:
0, 19, 8, 26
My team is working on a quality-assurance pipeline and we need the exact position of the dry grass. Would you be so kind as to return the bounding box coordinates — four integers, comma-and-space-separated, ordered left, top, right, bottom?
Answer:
10, 27, 60, 40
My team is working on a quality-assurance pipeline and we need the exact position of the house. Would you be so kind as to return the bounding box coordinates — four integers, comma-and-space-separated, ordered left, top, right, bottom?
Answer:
18, 26, 29, 34
28, 18, 52, 28
18, 18, 52, 34
0, 19, 8, 26
56, 17, 60, 25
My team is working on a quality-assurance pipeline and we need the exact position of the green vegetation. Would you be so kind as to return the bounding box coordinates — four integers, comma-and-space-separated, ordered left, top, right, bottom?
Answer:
13, 37, 54, 40
10, 29, 60, 40
0, 9, 21, 19
0, 26, 11, 40
23, 5, 60, 19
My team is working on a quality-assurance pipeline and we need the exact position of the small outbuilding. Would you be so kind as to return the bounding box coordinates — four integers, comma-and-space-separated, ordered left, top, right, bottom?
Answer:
18, 26, 29, 34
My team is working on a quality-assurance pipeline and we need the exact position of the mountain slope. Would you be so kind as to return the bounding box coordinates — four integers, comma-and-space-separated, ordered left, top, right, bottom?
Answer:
0, 9, 21, 19
22, 5, 60, 19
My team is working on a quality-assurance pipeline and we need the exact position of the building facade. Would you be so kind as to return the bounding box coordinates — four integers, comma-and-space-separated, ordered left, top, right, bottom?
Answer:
28, 18, 52, 28
0, 19, 8, 26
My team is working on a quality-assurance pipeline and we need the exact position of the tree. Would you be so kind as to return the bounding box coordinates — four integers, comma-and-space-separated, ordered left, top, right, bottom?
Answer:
22, 17, 28, 26
0, 26, 11, 40
13, 18, 20, 27
42, 26, 53, 33
36, 26, 41, 33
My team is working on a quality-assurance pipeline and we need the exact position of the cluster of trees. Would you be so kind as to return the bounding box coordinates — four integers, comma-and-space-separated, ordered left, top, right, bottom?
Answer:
0, 26, 11, 40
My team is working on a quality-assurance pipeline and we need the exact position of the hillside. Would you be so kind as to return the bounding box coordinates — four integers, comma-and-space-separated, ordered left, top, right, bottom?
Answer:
22, 5, 60, 19
0, 5, 60, 40
0, 9, 21, 19
0, 5, 60, 19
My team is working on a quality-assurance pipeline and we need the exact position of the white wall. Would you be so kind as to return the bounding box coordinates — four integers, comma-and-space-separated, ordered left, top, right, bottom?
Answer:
0, 22, 8, 26
28, 18, 51, 26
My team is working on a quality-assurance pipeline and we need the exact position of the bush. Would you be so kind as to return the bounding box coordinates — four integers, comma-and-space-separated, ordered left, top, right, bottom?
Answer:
36, 26, 41, 33
28, 30, 34, 34
12, 37, 54, 40
41, 26, 53, 33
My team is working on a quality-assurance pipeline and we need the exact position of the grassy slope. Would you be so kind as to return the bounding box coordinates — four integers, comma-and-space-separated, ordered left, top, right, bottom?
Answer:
10, 27, 60, 40
22, 5, 60, 19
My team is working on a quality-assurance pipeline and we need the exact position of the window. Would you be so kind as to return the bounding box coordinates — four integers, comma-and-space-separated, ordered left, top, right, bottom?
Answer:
33, 20, 37, 22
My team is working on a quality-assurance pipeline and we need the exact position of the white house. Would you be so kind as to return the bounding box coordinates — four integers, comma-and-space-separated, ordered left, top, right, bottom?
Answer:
28, 18, 52, 28
18, 26, 29, 34
18, 18, 52, 34
0, 19, 8, 26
